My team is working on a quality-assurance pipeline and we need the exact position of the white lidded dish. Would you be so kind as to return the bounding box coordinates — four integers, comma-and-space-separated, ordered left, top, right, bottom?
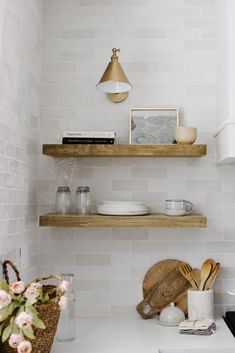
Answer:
158, 302, 185, 327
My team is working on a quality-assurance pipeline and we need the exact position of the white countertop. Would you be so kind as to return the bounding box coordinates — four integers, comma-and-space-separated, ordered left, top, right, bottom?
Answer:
51, 314, 235, 353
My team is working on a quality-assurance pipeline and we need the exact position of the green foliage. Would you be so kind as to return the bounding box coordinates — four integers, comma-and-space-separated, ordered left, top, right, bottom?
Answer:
0, 323, 4, 336
26, 305, 39, 318
42, 293, 50, 303
0, 280, 9, 292
2, 323, 13, 343
22, 326, 36, 340
32, 317, 46, 330
0, 303, 15, 323
25, 297, 37, 307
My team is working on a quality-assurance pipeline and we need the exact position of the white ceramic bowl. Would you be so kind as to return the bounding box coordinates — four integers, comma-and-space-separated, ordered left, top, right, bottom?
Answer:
175, 126, 197, 145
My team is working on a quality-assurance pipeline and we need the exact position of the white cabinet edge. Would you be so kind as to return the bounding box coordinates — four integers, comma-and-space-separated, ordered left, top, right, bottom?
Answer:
215, 122, 235, 164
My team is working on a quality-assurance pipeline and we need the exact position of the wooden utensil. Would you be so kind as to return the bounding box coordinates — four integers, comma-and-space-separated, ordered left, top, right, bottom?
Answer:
137, 259, 190, 319
199, 259, 212, 290
191, 268, 201, 289
207, 258, 216, 271
179, 263, 198, 290
204, 262, 220, 290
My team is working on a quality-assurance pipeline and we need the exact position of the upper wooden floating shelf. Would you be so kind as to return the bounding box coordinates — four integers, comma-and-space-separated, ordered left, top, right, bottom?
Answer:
39, 213, 207, 228
42, 144, 207, 158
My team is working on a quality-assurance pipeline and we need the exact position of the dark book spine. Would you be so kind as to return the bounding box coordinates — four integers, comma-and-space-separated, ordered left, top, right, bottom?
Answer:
62, 137, 115, 144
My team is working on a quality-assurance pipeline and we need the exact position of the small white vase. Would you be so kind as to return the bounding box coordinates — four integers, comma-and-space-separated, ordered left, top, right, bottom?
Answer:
187, 289, 214, 320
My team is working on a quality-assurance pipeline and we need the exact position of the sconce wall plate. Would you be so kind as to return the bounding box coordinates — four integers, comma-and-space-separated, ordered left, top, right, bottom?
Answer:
107, 92, 128, 103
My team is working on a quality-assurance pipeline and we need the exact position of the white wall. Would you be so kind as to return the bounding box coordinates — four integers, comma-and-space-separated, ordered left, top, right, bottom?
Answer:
0, 0, 43, 278
216, 0, 229, 128
39, 0, 235, 317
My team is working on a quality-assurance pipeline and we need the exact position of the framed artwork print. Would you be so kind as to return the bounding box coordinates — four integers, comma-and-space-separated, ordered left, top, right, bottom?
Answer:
129, 108, 179, 144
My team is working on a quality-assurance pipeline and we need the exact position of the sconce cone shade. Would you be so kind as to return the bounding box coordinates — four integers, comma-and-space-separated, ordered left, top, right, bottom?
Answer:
96, 50, 132, 94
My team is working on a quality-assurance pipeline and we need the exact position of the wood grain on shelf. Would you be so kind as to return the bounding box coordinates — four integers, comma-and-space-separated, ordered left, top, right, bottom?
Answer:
39, 213, 207, 228
42, 144, 207, 157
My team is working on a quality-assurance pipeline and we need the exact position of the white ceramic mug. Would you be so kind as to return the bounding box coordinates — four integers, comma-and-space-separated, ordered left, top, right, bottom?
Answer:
166, 199, 193, 216
187, 289, 214, 320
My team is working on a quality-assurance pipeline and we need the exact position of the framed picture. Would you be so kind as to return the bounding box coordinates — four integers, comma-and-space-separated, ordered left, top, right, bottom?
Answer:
129, 108, 179, 144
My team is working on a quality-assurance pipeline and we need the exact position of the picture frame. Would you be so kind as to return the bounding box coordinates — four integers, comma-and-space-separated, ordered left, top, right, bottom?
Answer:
129, 108, 179, 145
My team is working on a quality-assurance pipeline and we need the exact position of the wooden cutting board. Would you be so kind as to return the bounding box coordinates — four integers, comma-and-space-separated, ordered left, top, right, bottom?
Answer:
136, 259, 190, 319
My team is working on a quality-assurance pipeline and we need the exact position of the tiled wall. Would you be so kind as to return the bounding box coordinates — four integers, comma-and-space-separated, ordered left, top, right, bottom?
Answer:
40, 0, 235, 316
0, 0, 43, 279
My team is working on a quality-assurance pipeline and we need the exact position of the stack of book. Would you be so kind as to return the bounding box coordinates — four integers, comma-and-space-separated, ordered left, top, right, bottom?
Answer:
62, 131, 116, 144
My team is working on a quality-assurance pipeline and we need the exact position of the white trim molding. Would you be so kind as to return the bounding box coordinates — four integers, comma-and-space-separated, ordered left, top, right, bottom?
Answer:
215, 122, 235, 164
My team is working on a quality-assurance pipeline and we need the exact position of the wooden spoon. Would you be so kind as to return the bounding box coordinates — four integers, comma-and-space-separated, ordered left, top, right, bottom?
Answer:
199, 259, 212, 291
191, 268, 201, 289
204, 262, 220, 290
207, 258, 217, 271
179, 263, 198, 290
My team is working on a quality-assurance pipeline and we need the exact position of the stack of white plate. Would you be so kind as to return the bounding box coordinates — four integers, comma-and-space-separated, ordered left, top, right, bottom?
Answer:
97, 201, 149, 215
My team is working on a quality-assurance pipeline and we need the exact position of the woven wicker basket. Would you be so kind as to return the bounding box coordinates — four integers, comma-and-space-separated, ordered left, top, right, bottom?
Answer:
0, 260, 61, 353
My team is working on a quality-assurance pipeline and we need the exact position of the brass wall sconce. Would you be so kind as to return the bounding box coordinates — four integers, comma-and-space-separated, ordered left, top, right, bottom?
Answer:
96, 48, 132, 103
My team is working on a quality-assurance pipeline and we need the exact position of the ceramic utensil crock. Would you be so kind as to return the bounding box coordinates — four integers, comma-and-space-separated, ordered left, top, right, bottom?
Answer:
187, 289, 214, 320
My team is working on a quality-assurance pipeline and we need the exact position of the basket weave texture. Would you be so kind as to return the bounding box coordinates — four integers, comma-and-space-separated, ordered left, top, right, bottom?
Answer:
0, 260, 61, 353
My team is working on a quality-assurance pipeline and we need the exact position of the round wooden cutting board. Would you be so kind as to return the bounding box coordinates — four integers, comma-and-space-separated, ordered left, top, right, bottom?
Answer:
136, 259, 190, 319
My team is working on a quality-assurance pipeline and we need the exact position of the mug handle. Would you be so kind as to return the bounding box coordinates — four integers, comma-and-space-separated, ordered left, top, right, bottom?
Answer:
185, 201, 193, 215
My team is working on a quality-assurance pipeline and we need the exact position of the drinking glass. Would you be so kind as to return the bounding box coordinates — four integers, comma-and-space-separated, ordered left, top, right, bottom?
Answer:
75, 186, 91, 215
55, 186, 72, 214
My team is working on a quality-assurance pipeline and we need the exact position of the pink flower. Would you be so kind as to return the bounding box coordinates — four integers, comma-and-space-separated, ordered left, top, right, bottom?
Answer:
24, 286, 39, 299
30, 282, 42, 289
8, 334, 23, 349
59, 280, 70, 292
0, 289, 11, 309
58, 295, 68, 310
17, 340, 32, 353
9, 281, 25, 294
15, 312, 33, 329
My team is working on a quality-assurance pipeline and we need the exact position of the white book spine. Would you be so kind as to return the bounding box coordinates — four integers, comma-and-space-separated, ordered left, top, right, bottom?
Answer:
63, 131, 116, 138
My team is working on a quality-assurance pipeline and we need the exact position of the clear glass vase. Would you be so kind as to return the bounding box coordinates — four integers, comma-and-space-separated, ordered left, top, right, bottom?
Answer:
56, 274, 76, 342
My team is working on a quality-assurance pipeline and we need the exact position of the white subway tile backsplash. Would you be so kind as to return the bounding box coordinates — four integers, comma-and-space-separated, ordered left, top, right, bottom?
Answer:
61, 50, 94, 62
77, 280, 110, 291
184, 17, 216, 27
43, 62, 77, 73
131, 241, 168, 254
112, 229, 149, 241
35, 0, 235, 317
167, 6, 201, 17
132, 28, 166, 39
61, 29, 95, 39
184, 0, 215, 6
0, 1, 42, 278
112, 180, 148, 192
184, 39, 216, 50
186, 180, 221, 191
45, 0, 78, 7
75, 254, 111, 266
131, 167, 167, 179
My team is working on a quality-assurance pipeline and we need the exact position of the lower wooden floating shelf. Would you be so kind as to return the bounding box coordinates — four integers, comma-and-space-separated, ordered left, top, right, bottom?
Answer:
39, 213, 207, 228
42, 144, 206, 157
